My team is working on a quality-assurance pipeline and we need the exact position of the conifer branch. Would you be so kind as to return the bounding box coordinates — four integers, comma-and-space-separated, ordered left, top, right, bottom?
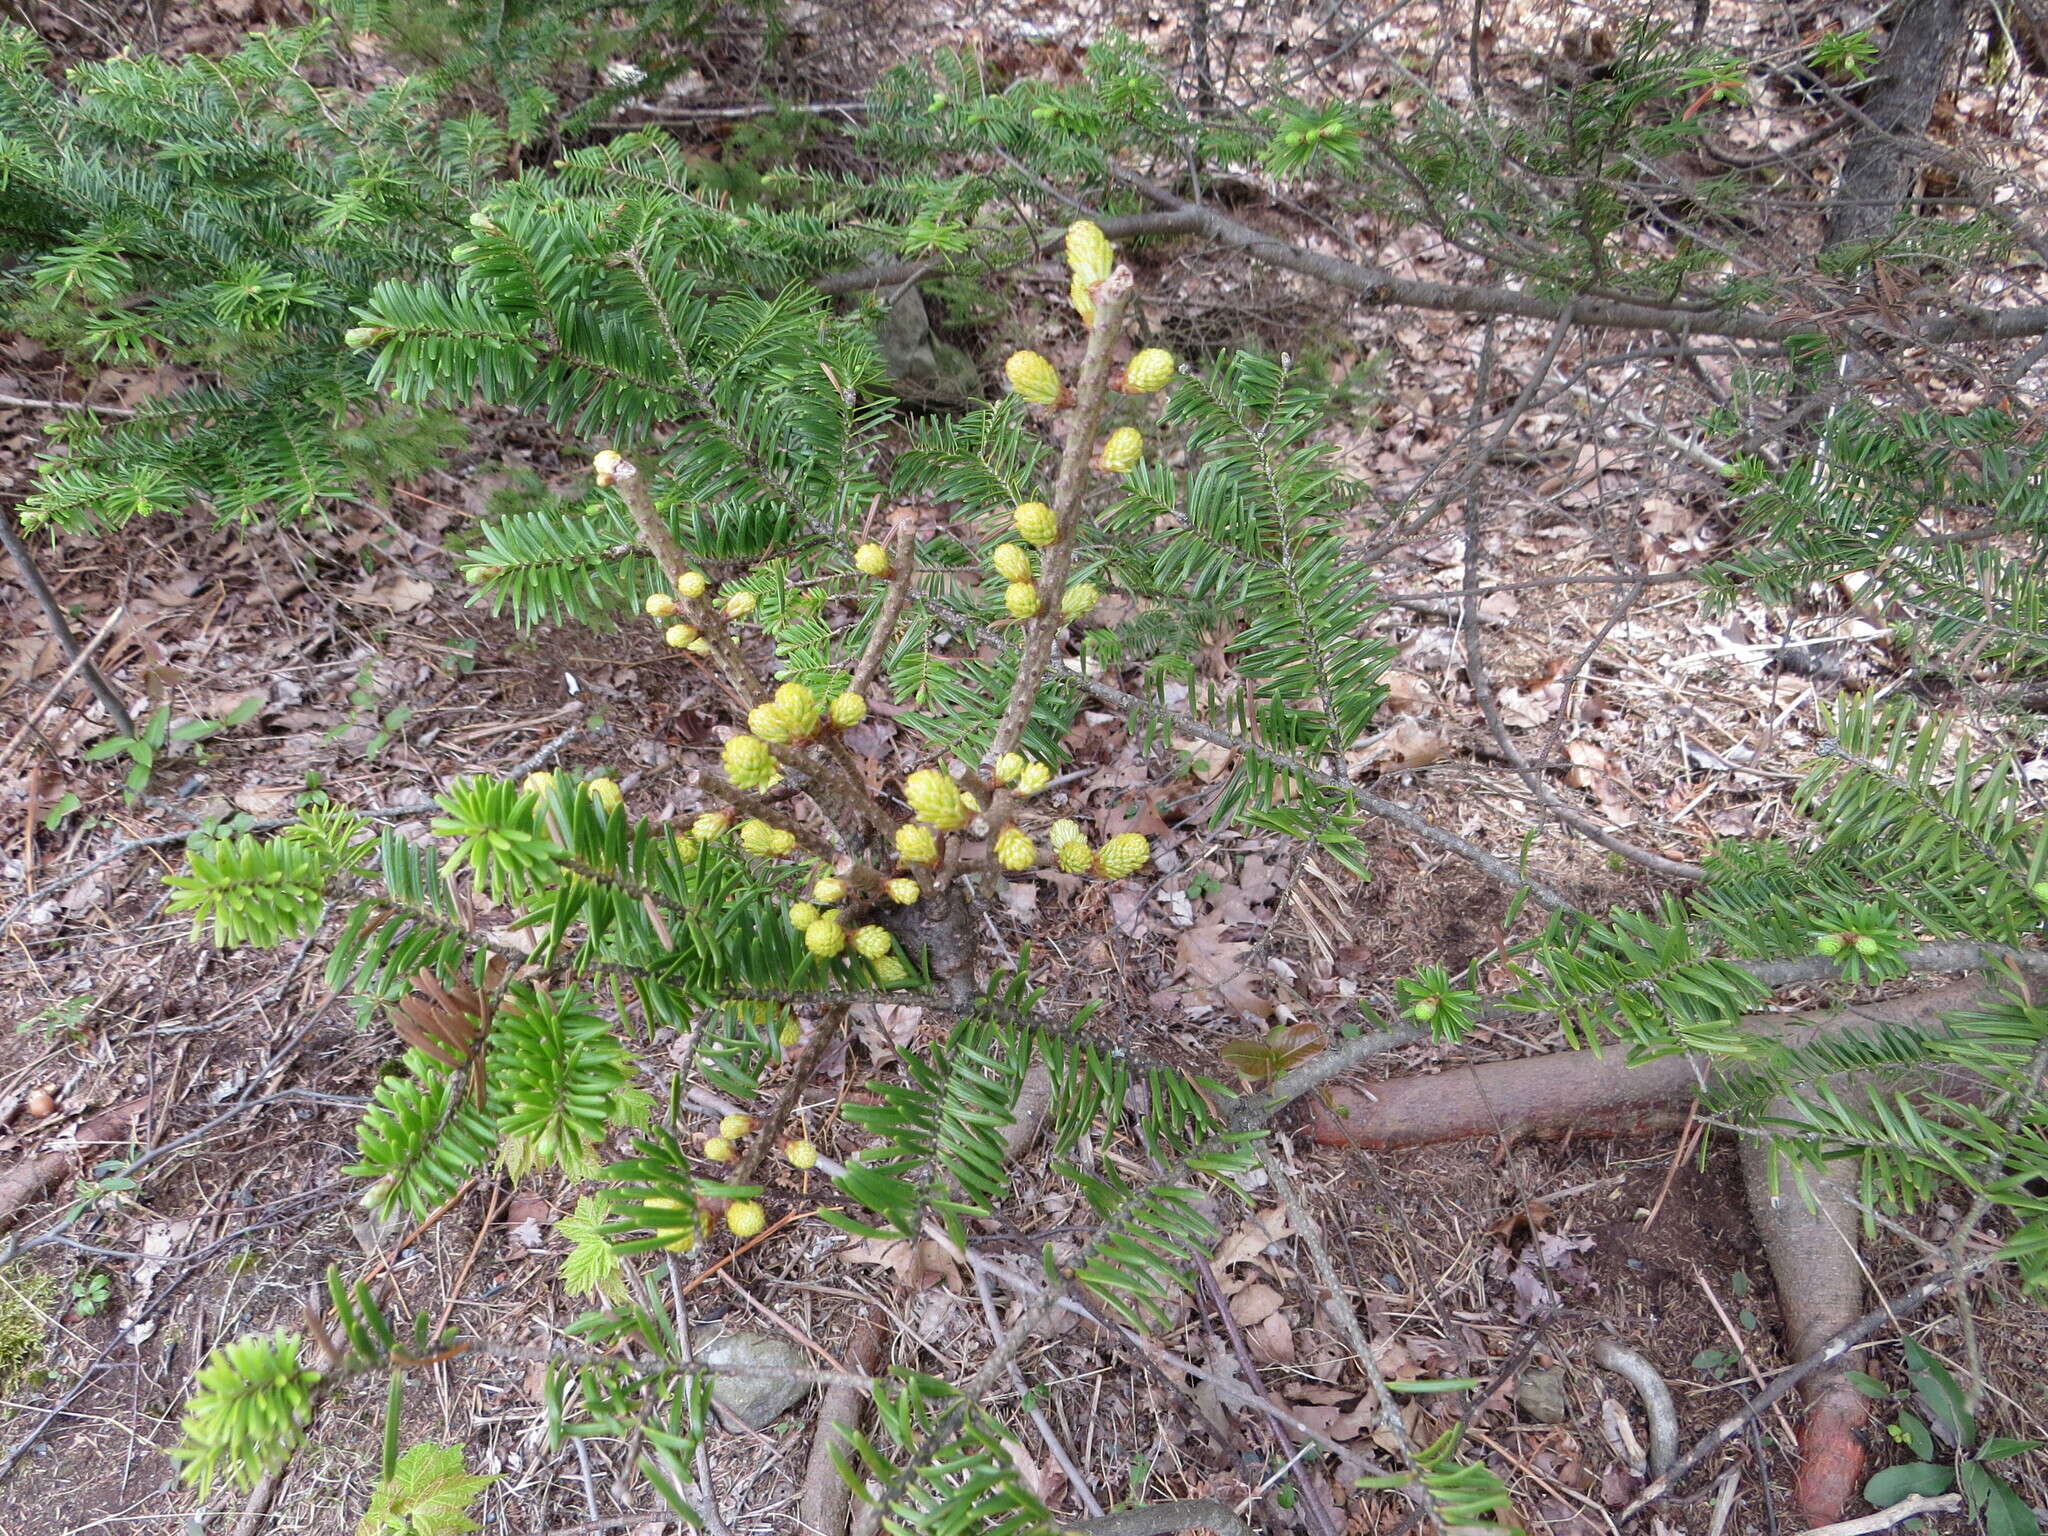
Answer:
981, 265, 1134, 843
846, 515, 917, 700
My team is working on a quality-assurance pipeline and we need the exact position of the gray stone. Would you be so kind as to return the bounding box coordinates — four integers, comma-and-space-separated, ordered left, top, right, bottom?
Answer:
1514, 1366, 1570, 1425
693, 1326, 814, 1429
876, 285, 980, 405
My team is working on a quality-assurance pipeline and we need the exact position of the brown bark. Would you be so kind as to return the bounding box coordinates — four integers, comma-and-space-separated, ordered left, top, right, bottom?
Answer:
0, 1097, 148, 1234
1298, 981, 1983, 1148
798, 1306, 886, 1536
1741, 1117, 1871, 1527
1824, 0, 1974, 254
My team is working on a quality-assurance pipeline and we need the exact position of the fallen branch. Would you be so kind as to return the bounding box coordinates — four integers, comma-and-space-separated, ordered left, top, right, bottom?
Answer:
1793, 1491, 1961, 1536
1621, 1254, 2004, 1521
1104, 168, 2048, 346
1741, 1115, 1870, 1528
798, 1304, 886, 1536
1, 501, 135, 739
1590, 1340, 1678, 1477
1298, 981, 1986, 1149
0, 1097, 148, 1235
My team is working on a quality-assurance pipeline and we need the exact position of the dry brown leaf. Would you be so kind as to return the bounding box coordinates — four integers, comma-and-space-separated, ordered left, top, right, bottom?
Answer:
1245, 1309, 1295, 1365
1215, 1205, 1295, 1269
1229, 1282, 1285, 1328
842, 1235, 961, 1293
1173, 919, 1270, 1020
1354, 716, 1452, 772
232, 785, 295, 816
355, 573, 435, 613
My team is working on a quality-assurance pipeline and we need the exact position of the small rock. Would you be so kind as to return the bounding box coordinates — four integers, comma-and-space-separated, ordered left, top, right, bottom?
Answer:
1515, 1366, 1570, 1425
693, 1326, 813, 1429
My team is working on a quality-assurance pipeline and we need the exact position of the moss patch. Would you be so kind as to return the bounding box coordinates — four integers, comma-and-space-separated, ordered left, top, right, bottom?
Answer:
0, 1265, 59, 1400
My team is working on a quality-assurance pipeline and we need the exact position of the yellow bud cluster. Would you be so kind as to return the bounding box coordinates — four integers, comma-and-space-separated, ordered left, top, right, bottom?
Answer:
895, 824, 938, 865
869, 952, 911, 985
1099, 427, 1143, 474
719, 1113, 756, 1139
813, 877, 847, 905
1005, 350, 1061, 406
522, 770, 556, 797
1066, 220, 1114, 291
1061, 582, 1100, 619
1005, 582, 1040, 619
1056, 837, 1093, 874
992, 753, 1026, 785
854, 541, 892, 577
673, 833, 701, 865
992, 544, 1033, 583
587, 777, 624, 813
785, 1139, 819, 1170
645, 593, 677, 617
1048, 819, 1082, 848
742, 823, 794, 857
675, 570, 708, 599
829, 691, 867, 728
723, 734, 780, 791
692, 811, 730, 841
886, 877, 921, 904
774, 682, 820, 737
665, 623, 700, 649
644, 1195, 706, 1253
725, 1200, 767, 1238
994, 826, 1036, 871
853, 924, 893, 959
1121, 348, 1176, 394
1014, 762, 1052, 796
724, 590, 757, 619
904, 768, 968, 830
805, 912, 845, 957
749, 701, 795, 742
1013, 501, 1057, 547
1095, 832, 1150, 879
788, 901, 821, 931
702, 1136, 736, 1163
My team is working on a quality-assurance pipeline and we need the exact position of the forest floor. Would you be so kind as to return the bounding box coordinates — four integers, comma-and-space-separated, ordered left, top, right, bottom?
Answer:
3, 1, 2046, 1534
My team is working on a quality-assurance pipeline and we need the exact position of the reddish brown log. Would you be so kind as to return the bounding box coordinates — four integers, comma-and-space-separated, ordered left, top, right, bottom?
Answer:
1743, 1124, 1873, 1528
1299, 983, 1985, 1527
1297, 982, 1983, 1150
0, 1096, 148, 1235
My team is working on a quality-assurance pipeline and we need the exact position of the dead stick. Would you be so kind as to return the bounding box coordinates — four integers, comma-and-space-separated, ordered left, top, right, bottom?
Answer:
0, 603, 127, 768
798, 1305, 887, 1536
0, 504, 135, 738
0, 1097, 148, 1235
1621, 1254, 2004, 1521
1792, 1492, 1961, 1536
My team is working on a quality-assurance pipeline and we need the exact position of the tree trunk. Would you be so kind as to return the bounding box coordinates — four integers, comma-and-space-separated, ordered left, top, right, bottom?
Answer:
1823, 0, 1973, 253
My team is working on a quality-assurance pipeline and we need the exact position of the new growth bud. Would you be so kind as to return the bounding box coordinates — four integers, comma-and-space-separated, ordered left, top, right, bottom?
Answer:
1005, 350, 1062, 406
1013, 501, 1057, 547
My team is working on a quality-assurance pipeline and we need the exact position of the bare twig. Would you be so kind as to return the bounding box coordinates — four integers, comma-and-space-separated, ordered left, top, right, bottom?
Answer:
798, 1304, 887, 1536
0, 391, 135, 417
0, 601, 127, 767
981, 264, 1135, 823
0, 503, 135, 738
1590, 1340, 1679, 1477
846, 516, 918, 699
1791, 1493, 1961, 1536
1259, 1145, 1437, 1532
1102, 166, 2048, 345
1621, 1254, 2006, 1521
